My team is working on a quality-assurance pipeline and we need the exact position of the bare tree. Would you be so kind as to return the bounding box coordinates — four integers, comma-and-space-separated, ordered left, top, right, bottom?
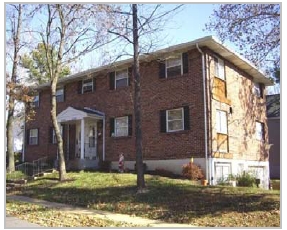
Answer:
6, 4, 24, 173
205, 4, 280, 81
108, 4, 183, 191
29, 4, 121, 181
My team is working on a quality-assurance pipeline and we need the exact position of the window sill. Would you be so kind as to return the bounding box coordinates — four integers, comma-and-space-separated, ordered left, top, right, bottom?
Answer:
162, 130, 189, 135
160, 73, 189, 80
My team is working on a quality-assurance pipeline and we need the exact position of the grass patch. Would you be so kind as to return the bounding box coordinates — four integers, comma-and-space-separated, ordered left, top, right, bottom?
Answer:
6, 200, 140, 227
6, 171, 26, 180
10, 171, 280, 227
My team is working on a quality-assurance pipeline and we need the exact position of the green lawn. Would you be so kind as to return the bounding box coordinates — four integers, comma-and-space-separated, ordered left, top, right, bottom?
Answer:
8, 171, 280, 227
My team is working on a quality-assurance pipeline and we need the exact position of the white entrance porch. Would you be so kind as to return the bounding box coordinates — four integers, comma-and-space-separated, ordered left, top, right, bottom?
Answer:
57, 106, 105, 170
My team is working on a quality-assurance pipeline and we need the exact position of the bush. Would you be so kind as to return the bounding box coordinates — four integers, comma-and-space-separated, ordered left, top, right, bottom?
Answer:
182, 162, 204, 180
236, 172, 256, 187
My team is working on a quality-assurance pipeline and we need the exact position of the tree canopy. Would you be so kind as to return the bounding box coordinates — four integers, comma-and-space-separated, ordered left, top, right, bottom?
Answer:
206, 4, 280, 82
21, 43, 71, 84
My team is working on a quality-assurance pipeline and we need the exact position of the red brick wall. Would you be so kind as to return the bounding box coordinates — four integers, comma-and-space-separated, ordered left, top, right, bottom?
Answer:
25, 48, 206, 162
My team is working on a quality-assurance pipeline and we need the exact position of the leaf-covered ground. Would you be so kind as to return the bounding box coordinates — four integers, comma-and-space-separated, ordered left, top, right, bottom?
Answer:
8, 171, 280, 227
6, 200, 140, 227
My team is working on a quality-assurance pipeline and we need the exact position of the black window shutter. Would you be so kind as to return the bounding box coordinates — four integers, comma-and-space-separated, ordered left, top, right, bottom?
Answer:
26, 129, 30, 145
110, 118, 115, 136
49, 127, 53, 143
159, 61, 166, 79
160, 110, 166, 132
128, 67, 133, 86
183, 106, 190, 130
182, 52, 189, 74
93, 78, 96, 92
128, 115, 132, 136
109, 72, 115, 90
77, 81, 82, 94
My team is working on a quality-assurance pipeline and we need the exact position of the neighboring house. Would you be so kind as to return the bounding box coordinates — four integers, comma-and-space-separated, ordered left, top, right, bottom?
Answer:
24, 36, 273, 188
266, 94, 280, 179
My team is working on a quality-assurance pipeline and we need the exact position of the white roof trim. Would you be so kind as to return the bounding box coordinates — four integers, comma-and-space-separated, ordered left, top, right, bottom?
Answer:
36, 36, 273, 90
57, 106, 102, 122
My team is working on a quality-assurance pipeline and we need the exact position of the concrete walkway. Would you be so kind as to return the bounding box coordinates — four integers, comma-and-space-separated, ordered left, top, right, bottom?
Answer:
6, 215, 41, 228
6, 195, 196, 227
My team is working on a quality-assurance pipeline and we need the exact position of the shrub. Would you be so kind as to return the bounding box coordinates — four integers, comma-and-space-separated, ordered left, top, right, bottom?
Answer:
236, 172, 256, 187
182, 162, 204, 180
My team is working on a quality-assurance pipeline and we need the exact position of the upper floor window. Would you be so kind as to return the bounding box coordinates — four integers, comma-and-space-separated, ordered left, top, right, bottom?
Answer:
159, 53, 188, 79
216, 110, 227, 134
253, 82, 263, 98
56, 88, 64, 102
160, 106, 190, 133
115, 69, 128, 88
28, 128, 38, 145
214, 57, 225, 80
32, 94, 39, 108
255, 121, 264, 141
82, 79, 93, 93
166, 55, 182, 78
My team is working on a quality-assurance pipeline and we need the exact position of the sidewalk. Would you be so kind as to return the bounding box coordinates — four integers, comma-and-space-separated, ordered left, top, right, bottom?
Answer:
6, 215, 41, 228
6, 195, 196, 227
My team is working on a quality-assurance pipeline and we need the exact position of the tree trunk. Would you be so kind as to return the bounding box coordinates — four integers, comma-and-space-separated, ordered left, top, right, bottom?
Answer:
132, 4, 145, 191
6, 4, 22, 173
51, 79, 66, 181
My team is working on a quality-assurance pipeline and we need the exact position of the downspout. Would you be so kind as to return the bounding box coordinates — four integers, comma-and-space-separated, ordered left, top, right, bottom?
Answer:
196, 43, 210, 184
22, 104, 26, 162
102, 114, 106, 161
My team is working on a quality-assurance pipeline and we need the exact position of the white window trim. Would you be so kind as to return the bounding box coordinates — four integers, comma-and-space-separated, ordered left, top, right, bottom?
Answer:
52, 125, 63, 144
115, 69, 128, 89
214, 57, 225, 81
165, 54, 183, 78
82, 79, 93, 93
216, 110, 227, 134
115, 116, 129, 137
33, 94, 39, 107
255, 121, 264, 141
56, 88, 64, 102
166, 108, 184, 132
29, 129, 38, 145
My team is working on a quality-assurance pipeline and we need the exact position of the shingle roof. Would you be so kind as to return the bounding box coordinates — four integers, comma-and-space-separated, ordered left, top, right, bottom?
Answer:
266, 94, 280, 117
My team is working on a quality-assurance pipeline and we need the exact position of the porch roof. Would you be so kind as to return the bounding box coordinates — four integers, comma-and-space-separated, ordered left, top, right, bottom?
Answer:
57, 106, 104, 123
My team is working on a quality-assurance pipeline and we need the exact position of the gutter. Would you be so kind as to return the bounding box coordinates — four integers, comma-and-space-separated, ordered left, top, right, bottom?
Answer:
196, 43, 210, 184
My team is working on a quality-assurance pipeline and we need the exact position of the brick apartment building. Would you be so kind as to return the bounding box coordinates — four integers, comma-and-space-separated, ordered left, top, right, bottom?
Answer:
24, 36, 273, 188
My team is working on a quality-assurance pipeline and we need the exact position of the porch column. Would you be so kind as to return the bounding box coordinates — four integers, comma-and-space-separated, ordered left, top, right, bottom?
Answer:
81, 118, 85, 159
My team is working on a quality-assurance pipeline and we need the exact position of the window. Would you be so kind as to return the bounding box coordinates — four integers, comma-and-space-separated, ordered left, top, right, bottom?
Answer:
52, 126, 63, 144
214, 57, 225, 80
216, 110, 227, 134
167, 108, 184, 132
32, 94, 39, 108
56, 88, 64, 102
89, 126, 96, 147
115, 69, 128, 88
115, 116, 129, 137
166, 55, 182, 78
29, 129, 38, 145
256, 121, 264, 141
253, 83, 263, 98
82, 79, 93, 93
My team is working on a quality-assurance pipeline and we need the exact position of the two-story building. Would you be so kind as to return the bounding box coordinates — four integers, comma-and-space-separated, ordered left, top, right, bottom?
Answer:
24, 36, 273, 188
